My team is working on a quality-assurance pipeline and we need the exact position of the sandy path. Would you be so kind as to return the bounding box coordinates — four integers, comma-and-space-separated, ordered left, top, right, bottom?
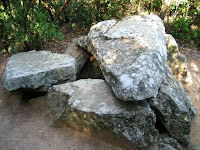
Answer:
182, 49, 200, 149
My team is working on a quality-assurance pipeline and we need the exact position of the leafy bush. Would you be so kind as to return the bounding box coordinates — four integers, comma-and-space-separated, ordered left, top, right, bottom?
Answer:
65, 0, 129, 29
0, 0, 63, 52
0, 0, 199, 53
65, 0, 93, 29
170, 17, 199, 42
168, 0, 199, 44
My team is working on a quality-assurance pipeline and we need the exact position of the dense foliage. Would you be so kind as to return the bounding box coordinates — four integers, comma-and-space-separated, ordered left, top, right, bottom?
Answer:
0, 0, 63, 53
169, 0, 199, 43
65, 0, 199, 45
0, 0, 199, 53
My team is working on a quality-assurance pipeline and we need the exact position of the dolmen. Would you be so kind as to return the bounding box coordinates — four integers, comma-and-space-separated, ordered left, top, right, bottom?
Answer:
1, 14, 196, 150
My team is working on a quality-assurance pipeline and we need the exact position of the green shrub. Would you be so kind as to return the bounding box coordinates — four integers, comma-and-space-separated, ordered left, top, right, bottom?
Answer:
170, 17, 199, 42
1, 0, 199, 53
65, 0, 93, 29
0, 0, 63, 52
65, 0, 129, 29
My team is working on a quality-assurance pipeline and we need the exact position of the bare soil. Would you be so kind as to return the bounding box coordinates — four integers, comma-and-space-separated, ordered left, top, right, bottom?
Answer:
0, 28, 199, 150
181, 47, 200, 149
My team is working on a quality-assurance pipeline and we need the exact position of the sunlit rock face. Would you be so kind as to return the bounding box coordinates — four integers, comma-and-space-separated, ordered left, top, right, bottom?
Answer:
88, 15, 167, 101
166, 34, 188, 77
1, 51, 76, 91
65, 36, 90, 78
46, 79, 157, 149
148, 65, 196, 145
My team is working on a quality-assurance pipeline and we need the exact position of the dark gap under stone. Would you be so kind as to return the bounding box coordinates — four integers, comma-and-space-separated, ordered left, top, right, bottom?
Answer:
22, 91, 47, 102
150, 105, 168, 134
155, 114, 168, 134
78, 55, 104, 79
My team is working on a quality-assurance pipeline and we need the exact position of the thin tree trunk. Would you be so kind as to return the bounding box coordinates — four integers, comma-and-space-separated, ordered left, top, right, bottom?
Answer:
137, 0, 142, 14
91, 0, 97, 22
23, 0, 34, 51
54, 0, 72, 23
159, 0, 174, 20
41, 0, 56, 21
2, 0, 12, 52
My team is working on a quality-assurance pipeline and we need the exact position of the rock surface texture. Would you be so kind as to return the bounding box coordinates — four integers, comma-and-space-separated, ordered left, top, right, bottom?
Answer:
46, 79, 157, 149
156, 137, 182, 150
148, 66, 196, 144
1, 51, 76, 91
65, 36, 90, 77
166, 34, 188, 77
88, 15, 167, 101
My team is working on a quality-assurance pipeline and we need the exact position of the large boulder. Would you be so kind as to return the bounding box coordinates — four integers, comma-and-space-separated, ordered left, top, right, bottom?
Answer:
65, 36, 90, 77
1, 50, 76, 91
87, 15, 167, 101
148, 65, 196, 145
46, 79, 157, 149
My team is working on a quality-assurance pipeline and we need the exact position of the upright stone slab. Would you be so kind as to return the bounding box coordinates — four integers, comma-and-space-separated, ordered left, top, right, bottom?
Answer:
65, 36, 90, 77
76, 36, 89, 49
1, 50, 76, 91
46, 79, 157, 149
148, 65, 196, 145
166, 34, 188, 77
88, 15, 167, 101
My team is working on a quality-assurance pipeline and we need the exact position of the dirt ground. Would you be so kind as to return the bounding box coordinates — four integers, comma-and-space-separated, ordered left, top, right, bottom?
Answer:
182, 47, 200, 149
0, 30, 199, 150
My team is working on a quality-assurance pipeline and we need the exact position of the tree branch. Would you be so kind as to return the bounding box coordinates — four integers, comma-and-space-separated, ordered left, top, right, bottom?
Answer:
159, 0, 175, 20
41, 0, 56, 21
23, 0, 34, 51
54, 0, 72, 23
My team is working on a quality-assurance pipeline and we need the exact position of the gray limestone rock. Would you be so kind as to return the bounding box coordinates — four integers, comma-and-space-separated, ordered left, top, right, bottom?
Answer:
46, 79, 157, 149
148, 136, 182, 150
65, 37, 90, 77
166, 34, 188, 77
77, 36, 89, 49
158, 143, 177, 150
88, 15, 167, 101
1, 50, 76, 91
158, 137, 182, 150
148, 65, 196, 145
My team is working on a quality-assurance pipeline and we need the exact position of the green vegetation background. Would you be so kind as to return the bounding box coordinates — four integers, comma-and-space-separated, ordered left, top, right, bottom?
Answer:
0, 0, 199, 53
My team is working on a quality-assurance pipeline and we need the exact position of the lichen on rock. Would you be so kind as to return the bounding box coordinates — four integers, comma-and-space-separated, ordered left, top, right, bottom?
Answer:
1, 50, 77, 91
87, 15, 168, 101
148, 65, 196, 145
46, 79, 158, 149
